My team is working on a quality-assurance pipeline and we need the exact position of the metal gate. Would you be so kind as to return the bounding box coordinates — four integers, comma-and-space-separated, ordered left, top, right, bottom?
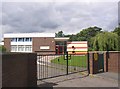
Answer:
37, 51, 89, 80
98, 52, 104, 72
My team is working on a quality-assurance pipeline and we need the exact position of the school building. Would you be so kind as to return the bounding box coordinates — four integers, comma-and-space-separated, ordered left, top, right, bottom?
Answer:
3, 33, 88, 54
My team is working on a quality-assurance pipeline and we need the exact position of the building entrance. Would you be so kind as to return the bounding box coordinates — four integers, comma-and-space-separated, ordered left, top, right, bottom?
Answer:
55, 41, 67, 54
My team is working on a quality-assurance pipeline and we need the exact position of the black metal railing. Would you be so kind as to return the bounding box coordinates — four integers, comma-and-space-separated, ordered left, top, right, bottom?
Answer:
36, 51, 89, 80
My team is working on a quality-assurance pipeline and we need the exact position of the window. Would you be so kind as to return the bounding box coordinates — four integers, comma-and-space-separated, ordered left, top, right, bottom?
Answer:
30, 38, 32, 42
18, 38, 24, 42
18, 45, 24, 51
11, 38, 17, 42
21, 46, 24, 51
18, 45, 22, 51
11, 45, 17, 52
25, 38, 30, 42
24, 38, 32, 42
25, 45, 32, 52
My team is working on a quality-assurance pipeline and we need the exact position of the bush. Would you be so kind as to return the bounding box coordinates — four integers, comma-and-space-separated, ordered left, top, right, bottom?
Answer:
0, 46, 6, 52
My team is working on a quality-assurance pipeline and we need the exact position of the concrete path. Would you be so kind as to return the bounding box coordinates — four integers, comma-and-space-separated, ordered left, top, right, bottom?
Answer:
95, 72, 118, 81
37, 72, 118, 87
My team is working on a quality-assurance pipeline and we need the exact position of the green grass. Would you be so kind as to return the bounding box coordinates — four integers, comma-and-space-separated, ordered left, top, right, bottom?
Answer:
51, 55, 87, 67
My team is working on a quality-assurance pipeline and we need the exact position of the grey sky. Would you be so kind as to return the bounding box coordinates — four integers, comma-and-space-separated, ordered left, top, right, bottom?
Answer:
1, 1, 119, 40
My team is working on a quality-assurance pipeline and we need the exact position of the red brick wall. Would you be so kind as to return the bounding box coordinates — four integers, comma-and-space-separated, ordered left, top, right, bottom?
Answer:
89, 51, 120, 74
2, 53, 37, 87
4, 38, 11, 52
107, 52, 120, 73
32, 37, 55, 54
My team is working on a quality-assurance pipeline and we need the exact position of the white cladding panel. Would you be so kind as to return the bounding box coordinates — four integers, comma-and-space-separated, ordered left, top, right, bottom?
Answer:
67, 48, 88, 51
67, 41, 88, 52
67, 44, 87, 47
4, 33, 55, 38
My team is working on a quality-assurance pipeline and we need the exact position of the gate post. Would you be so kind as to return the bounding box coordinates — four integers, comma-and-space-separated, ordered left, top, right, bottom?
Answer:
104, 51, 108, 72
89, 52, 94, 74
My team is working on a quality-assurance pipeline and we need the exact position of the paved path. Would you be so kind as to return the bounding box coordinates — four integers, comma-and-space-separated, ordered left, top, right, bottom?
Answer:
37, 55, 118, 87
95, 72, 118, 81
37, 73, 118, 87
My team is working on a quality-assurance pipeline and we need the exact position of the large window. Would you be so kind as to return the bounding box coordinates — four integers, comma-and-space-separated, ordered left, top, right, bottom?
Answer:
11, 38, 17, 42
18, 38, 24, 42
25, 45, 32, 52
11, 38, 32, 42
11, 45, 17, 52
18, 45, 24, 51
11, 45, 32, 52
25, 38, 32, 42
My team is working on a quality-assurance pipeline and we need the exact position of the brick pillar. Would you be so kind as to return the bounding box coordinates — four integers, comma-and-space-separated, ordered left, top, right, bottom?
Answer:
89, 52, 94, 74
4, 38, 11, 52
89, 52, 99, 74
104, 52, 108, 72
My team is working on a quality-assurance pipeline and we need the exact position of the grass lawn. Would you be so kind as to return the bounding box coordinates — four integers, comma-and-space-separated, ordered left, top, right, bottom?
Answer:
51, 55, 87, 67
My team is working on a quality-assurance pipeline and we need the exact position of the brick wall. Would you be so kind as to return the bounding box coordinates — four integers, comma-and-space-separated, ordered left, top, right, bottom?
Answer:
89, 51, 120, 74
4, 38, 11, 52
32, 37, 55, 54
2, 53, 37, 87
107, 52, 120, 73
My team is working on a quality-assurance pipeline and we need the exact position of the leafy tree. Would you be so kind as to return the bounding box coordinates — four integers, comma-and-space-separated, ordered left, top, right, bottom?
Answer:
76, 26, 102, 41
55, 31, 64, 37
113, 27, 120, 50
76, 26, 102, 51
91, 32, 119, 51
113, 27, 120, 36
65, 34, 78, 41
65, 26, 102, 42
0, 46, 6, 52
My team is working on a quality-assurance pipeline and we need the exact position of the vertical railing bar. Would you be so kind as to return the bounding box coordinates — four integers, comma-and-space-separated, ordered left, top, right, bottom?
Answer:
39, 55, 40, 79
45, 55, 47, 78
87, 52, 90, 74
66, 52, 68, 75
47, 55, 48, 78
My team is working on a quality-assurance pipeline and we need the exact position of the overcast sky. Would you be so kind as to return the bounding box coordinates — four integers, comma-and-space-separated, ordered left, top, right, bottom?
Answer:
0, 0, 119, 40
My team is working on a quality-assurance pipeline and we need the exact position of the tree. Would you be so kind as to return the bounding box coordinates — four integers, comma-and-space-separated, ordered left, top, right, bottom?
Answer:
113, 27, 120, 50
55, 31, 64, 37
65, 26, 102, 42
76, 26, 102, 41
65, 34, 78, 41
113, 27, 120, 36
76, 26, 102, 51
0, 46, 6, 52
91, 32, 119, 51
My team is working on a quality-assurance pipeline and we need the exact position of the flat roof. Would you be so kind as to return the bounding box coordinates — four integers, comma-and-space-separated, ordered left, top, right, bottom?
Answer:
4, 33, 55, 38
54, 37, 69, 41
